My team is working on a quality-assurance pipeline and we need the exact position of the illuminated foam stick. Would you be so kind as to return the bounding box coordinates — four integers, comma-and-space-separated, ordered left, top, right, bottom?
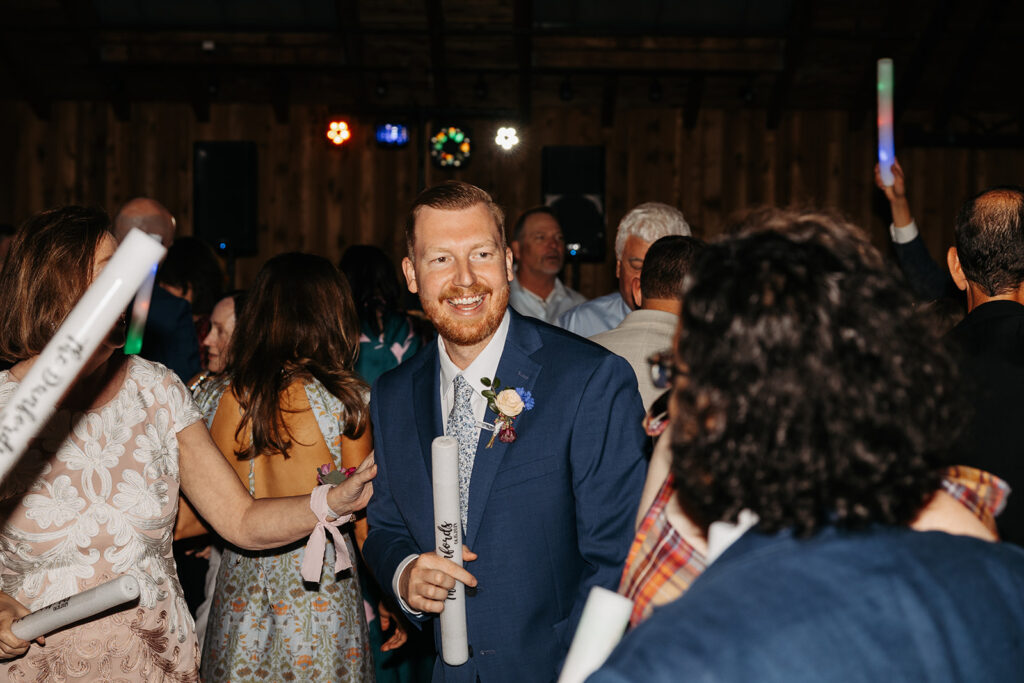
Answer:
12, 575, 141, 640
124, 262, 158, 356
0, 229, 166, 480
432, 436, 469, 666
877, 58, 896, 186
557, 586, 634, 683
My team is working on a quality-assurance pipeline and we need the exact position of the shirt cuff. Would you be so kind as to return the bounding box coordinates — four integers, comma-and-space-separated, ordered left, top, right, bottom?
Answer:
392, 554, 424, 617
890, 219, 919, 244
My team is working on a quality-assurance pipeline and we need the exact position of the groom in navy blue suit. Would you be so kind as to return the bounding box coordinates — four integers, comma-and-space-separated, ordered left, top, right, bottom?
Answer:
362, 181, 647, 682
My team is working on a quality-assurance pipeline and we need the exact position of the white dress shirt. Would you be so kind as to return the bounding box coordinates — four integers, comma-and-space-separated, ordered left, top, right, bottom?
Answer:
889, 219, 919, 244
392, 310, 512, 614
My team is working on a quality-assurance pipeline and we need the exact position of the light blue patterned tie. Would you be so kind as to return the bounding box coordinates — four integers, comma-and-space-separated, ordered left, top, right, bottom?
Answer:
447, 374, 477, 531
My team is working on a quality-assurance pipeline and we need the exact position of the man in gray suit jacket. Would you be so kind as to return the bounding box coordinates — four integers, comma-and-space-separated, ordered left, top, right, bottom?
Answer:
591, 235, 703, 411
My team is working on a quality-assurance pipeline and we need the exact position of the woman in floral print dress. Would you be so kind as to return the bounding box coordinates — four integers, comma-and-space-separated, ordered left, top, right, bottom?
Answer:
0, 208, 376, 680
199, 253, 376, 682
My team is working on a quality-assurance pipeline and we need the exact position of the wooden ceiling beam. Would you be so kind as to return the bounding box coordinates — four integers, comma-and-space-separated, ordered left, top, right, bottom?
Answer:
601, 74, 617, 128
893, 0, 953, 125
58, 0, 133, 121
683, 74, 704, 130
334, 0, 367, 105
0, 38, 50, 120
424, 0, 449, 108
534, 36, 783, 72
932, 0, 1007, 133
766, 0, 813, 130
513, 0, 532, 123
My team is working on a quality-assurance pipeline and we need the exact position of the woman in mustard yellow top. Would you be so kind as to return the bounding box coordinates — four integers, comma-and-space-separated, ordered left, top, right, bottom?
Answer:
199, 253, 375, 681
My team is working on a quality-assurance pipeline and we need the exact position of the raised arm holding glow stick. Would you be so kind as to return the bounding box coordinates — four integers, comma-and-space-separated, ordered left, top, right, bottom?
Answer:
877, 58, 896, 187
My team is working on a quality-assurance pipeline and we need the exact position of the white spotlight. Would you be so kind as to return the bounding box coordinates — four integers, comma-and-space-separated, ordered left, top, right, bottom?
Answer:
495, 126, 520, 151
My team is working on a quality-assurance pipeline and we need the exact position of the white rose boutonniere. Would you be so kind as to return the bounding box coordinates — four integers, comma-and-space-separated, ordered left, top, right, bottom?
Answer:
494, 389, 525, 417
481, 376, 535, 447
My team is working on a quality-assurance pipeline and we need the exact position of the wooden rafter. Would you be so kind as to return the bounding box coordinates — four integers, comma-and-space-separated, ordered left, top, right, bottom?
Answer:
766, 0, 813, 130
424, 0, 448, 109
513, 0, 532, 123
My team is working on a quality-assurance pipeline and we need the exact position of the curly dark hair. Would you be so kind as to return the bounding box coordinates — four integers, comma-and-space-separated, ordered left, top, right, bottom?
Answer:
671, 209, 964, 536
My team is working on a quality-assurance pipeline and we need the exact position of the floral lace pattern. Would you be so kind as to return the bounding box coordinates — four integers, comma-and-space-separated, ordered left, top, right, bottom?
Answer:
0, 357, 202, 681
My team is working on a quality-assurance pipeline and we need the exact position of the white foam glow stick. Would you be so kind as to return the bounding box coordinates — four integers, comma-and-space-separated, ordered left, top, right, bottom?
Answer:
12, 575, 141, 640
432, 435, 469, 666
877, 58, 896, 186
557, 586, 634, 683
0, 229, 166, 481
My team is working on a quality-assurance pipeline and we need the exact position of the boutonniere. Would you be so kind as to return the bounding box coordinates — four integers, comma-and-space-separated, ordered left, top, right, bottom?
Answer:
316, 463, 357, 485
480, 375, 535, 447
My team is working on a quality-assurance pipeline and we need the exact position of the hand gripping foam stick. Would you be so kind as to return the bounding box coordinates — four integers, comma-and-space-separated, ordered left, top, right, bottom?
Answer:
12, 575, 141, 640
0, 228, 166, 483
432, 435, 469, 666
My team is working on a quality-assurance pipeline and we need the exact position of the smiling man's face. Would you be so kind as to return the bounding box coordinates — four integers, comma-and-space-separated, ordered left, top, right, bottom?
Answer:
402, 203, 514, 357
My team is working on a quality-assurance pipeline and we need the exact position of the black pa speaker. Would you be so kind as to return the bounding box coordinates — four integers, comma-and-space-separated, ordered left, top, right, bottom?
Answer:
541, 146, 605, 263
193, 141, 258, 256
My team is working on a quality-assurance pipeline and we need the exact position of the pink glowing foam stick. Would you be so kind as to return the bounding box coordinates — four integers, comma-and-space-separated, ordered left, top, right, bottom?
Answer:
877, 58, 896, 186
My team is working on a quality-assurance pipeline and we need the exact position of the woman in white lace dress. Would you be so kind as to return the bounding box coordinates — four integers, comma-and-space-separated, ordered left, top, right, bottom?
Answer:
0, 207, 376, 681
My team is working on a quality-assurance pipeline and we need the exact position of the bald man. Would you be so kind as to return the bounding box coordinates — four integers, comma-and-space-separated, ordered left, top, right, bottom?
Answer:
114, 197, 177, 247
114, 197, 200, 381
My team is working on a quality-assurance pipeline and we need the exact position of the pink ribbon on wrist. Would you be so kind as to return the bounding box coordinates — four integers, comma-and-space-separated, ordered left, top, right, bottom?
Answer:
301, 484, 354, 583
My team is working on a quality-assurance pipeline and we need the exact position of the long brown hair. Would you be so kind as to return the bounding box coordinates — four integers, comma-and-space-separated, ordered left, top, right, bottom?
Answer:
229, 252, 368, 459
0, 206, 111, 362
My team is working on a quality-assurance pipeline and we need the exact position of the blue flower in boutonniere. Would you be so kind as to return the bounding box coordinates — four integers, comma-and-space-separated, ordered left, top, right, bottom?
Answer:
481, 375, 534, 447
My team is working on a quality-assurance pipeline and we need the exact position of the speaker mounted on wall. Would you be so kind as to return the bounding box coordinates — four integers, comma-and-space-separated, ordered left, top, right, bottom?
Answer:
541, 145, 606, 263
193, 141, 258, 256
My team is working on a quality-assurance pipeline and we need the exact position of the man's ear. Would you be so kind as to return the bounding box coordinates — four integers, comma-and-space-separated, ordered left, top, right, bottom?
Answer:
505, 246, 514, 282
631, 276, 643, 309
401, 256, 419, 294
510, 240, 521, 263
615, 259, 622, 280
947, 247, 969, 292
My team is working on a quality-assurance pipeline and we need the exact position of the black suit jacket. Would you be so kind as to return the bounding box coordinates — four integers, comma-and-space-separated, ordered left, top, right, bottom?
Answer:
891, 234, 953, 302
949, 300, 1024, 545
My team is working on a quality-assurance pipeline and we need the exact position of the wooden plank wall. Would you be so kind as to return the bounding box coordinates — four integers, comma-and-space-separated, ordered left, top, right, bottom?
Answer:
1, 99, 1022, 294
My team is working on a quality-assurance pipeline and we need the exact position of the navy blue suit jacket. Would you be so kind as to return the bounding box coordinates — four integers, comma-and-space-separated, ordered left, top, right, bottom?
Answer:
139, 286, 200, 382
592, 525, 1024, 682
363, 310, 647, 682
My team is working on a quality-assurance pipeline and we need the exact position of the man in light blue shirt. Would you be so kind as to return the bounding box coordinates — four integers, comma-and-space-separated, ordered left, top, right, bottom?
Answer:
558, 202, 691, 337
507, 207, 586, 324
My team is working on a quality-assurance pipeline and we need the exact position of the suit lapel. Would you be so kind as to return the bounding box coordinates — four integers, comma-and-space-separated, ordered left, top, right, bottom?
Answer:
411, 349, 443, 478
465, 312, 542, 547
